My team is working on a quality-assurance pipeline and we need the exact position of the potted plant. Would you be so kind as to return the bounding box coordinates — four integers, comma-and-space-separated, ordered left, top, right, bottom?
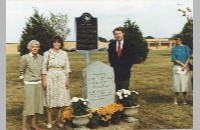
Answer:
61, 107, 73, 126
116, 89, 139, 122
109, 103, 124, 125
88, 109, 101, 129
70, 97, 90, 128
97, 106, 113, 127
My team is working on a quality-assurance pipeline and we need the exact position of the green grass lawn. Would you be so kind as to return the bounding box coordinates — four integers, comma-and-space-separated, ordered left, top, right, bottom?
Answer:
6, 50, 193, 129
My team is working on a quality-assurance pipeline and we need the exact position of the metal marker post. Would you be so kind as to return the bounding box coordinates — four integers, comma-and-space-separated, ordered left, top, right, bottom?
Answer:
76, 49, 98, 67
85, 51, 90, 67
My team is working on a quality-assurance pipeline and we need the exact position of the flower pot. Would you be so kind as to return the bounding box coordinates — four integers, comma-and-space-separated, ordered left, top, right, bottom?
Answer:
99, 120, 110, 127
72, 114, 90, 128
123, 105, 139, 117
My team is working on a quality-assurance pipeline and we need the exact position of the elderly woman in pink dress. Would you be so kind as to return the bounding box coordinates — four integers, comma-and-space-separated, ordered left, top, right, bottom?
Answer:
42, 35, 71, 128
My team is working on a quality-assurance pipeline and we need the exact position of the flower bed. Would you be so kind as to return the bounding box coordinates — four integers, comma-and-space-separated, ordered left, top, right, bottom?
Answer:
62, 89, 139, 128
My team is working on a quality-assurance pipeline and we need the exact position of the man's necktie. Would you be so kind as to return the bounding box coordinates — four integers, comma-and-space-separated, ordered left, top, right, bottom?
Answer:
117, 41, 121, 58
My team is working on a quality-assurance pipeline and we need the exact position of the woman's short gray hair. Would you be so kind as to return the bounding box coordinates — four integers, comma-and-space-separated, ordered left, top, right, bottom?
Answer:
27, 40, 40, 49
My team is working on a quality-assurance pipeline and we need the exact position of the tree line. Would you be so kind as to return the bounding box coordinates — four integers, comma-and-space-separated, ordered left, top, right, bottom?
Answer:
20, 6, 192, 64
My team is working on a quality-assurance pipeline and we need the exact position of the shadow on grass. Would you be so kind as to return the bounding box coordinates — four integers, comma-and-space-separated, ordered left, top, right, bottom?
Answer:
7, 107, 22, 116
141, 92, 193, 106
137, 91, 193, 129
6, 107, 22, 129
7, 106, 66, 129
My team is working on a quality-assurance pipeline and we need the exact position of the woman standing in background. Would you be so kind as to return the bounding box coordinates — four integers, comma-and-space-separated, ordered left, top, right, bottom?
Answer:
171, 37, 192, 105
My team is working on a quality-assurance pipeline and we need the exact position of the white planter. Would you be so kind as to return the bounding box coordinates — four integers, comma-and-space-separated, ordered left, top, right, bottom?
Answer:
123, 105, 139, 117
72, 114, 90, 128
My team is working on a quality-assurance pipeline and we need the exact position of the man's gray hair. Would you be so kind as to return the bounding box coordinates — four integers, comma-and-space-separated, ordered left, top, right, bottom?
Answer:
27, 40, 40, 49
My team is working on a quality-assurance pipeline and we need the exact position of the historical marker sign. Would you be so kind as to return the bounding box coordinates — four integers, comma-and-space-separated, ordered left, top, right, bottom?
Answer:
76, 13, 98, 50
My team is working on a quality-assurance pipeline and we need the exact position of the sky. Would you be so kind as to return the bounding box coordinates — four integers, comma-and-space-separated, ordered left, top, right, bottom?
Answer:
6, 0, 193, 43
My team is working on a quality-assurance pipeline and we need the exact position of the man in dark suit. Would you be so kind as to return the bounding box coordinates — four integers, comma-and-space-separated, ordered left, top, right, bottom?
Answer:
108, 27, 135, 91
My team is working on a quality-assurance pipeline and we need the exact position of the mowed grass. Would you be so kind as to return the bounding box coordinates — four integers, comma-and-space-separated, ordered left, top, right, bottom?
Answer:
6, 50, 193, 129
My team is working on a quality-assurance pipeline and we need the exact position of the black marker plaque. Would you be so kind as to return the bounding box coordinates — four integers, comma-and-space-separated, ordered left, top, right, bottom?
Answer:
76, 13, 98, 50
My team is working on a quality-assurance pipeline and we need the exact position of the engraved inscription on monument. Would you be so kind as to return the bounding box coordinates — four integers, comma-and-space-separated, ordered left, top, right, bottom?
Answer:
83, 61, 115, 108
76, 13, 98, 50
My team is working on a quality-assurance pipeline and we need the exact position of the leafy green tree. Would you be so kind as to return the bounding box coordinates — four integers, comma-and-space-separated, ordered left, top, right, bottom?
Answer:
123, 19, 149, 64
182, 18, 193, 49
99, 37, 108, 42
20, 9, 56, 55
50, 13, 71, 40
177, 4, 192, 20
171, 33, 181, 40
177, 4, 193, 50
